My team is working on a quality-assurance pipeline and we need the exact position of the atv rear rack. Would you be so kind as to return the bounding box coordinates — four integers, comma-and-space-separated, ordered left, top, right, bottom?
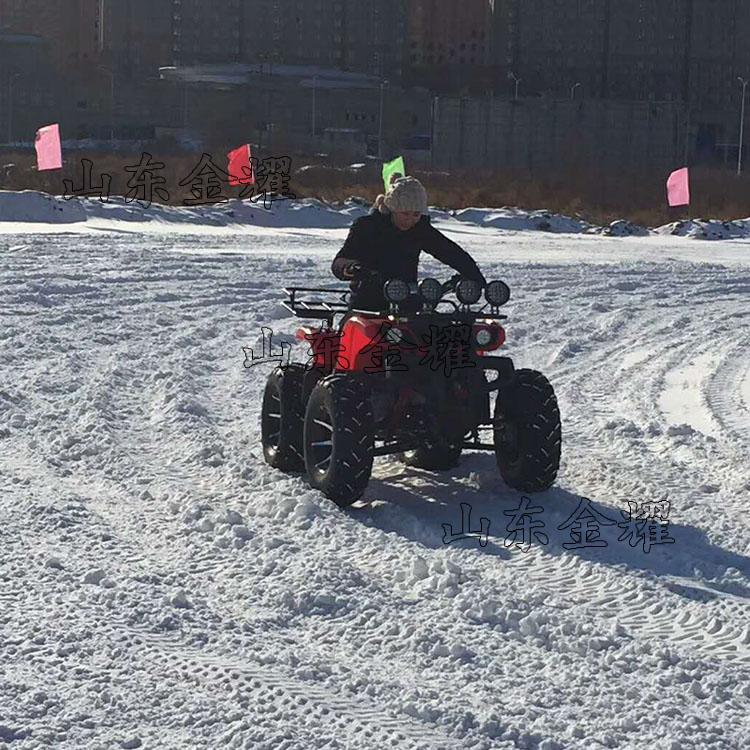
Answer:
282, 286, 352, 322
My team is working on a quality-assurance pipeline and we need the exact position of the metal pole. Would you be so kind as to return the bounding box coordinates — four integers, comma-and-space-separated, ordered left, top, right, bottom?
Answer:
738, 77, 747, 176
508, 72, 520, 101
99, 67, 114, 142
98, 0, 106, 52
378, 80, 387, 160
571, 82, 581, 101
7, 73, 20, 144
109, 71, 114, 142
311, 75, 317, 140
430, 95, 437, 170
7, 77, 12, 144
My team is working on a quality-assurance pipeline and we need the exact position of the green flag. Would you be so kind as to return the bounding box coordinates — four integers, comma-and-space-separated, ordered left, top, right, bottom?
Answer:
382, 156, 406, 192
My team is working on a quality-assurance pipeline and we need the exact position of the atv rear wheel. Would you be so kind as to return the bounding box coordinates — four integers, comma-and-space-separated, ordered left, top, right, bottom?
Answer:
401, 442, 462, 470
304, 375, 374, 507
494, 368, 561, 492
261, 364, 306, 472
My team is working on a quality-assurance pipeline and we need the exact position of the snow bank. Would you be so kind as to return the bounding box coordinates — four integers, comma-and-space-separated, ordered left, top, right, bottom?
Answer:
655, 218, 750, 240
1, 189, 750, 239
448, 206, 593, 234
0, 190, 86, 223
0, 190, 364, 229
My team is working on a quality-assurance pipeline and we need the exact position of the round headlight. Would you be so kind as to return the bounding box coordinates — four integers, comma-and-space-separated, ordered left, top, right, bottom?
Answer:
419, 278, 442, 303
475, 328, 493, 346
384, 279, 410, 303
485, 280, 511, 307
456, 278, 483, 305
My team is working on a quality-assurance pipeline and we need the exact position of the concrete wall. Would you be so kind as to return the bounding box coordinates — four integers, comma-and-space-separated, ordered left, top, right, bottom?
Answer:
432, 96, 687, 172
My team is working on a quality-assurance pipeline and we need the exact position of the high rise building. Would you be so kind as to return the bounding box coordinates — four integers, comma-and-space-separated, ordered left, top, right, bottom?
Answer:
490, 0, 750, 159
492, 0, 613, 98
409, 0, 493, 68
343, 0, 407, 79
492, 0, 750, 107
171, 0, 241, 65
241, 0, 342, 69
0, 0, 100, 72
407, 0, 493, 90
240, 0, 406, 78
99, 0, 172, 76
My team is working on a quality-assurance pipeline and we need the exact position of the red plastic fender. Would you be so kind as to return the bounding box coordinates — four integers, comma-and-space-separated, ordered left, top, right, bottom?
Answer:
335, 316, 390, 373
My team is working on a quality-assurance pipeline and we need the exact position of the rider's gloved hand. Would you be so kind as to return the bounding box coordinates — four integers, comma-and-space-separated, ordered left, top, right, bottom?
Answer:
442, 273, 463, 294
347, 265, 382, 285
342, 262, 363, 279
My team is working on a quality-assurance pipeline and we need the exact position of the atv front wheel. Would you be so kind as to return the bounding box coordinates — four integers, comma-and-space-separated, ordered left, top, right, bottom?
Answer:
304, 376, 374, 507
261, 364, 306, 471
494, 368, 561, 492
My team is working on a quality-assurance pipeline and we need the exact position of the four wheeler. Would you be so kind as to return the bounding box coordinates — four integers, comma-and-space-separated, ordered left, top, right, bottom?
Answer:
260, 275, 562, 507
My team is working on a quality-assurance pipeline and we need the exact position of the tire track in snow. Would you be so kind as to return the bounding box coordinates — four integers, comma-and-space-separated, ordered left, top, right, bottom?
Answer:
1, 452, 463, 749
504, 547, 750, 665
535, 284, 750, 667
118, 625, 464, 750
706, 339, 750, 443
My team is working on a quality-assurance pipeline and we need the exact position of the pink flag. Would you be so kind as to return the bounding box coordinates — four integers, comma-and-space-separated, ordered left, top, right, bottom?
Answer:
35, 123, 62, 171
666, 167, 690, 207
227, 144, 254, 186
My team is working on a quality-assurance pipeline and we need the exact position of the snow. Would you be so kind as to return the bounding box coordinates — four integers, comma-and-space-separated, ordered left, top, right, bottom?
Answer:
1, 192, 750, 749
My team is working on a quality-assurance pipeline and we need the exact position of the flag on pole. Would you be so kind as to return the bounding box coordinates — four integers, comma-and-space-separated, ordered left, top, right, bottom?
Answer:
35, 123, 62, 171
666, 167, 690, 207
382, 156, 406, 192
227, 144, 254, 186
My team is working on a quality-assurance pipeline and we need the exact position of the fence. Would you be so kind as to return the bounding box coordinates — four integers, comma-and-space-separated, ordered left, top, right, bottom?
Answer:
432, 97, 688, 173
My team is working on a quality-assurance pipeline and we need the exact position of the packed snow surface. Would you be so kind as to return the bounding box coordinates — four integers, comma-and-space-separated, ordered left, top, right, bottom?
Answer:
1, 194, 750, 749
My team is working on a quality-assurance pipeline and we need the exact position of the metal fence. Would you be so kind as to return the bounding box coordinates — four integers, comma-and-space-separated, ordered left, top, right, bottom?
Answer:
432, 96, 688, 173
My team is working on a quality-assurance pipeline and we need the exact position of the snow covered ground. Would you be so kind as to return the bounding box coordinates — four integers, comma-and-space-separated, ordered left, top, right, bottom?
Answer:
1, 194, 750, 749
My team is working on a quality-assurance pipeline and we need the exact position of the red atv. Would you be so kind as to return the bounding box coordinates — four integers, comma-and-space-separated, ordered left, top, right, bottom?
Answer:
261, 276, 562, 507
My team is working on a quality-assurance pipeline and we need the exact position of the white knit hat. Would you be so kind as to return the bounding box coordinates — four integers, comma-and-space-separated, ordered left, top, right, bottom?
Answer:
375, 176, 428, 215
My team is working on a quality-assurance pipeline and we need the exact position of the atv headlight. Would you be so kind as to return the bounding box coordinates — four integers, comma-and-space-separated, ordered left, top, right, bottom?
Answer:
384, 279, 410, 303
419, 278, 442, 303
475, 328, 493, 347
485, 280, 511, 307
456, 278, 483, 305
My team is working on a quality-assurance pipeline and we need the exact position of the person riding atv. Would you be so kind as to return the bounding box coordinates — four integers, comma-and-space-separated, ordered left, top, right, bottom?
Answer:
332, 176, 486, 311
260, 175, 562, 508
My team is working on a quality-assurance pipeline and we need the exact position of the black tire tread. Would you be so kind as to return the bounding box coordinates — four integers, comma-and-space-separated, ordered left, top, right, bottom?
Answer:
261, 364, 306, 472
494, 368, 562, 492
304, 375, 374, 506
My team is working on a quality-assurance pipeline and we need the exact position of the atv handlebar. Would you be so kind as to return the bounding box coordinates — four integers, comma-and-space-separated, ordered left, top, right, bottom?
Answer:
441, 273, 463, 295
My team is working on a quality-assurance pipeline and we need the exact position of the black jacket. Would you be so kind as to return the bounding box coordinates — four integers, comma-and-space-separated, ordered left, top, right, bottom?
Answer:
332, 209, 486, 310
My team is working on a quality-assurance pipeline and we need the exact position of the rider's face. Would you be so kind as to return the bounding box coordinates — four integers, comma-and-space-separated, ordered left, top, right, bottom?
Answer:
391, 210, 421, 232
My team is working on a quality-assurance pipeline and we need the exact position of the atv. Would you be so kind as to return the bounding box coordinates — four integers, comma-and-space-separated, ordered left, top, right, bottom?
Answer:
260, 275, 562, 507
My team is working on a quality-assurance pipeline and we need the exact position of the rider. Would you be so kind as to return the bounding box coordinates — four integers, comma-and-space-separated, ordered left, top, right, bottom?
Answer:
331, 176, 486, 310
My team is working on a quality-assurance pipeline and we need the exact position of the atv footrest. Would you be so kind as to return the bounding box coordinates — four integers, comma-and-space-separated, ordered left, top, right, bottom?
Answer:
461, 441, 495, 451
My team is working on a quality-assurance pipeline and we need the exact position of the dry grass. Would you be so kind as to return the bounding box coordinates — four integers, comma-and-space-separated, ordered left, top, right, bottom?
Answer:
2, 148, 749, 227
296, 164, 750, 227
